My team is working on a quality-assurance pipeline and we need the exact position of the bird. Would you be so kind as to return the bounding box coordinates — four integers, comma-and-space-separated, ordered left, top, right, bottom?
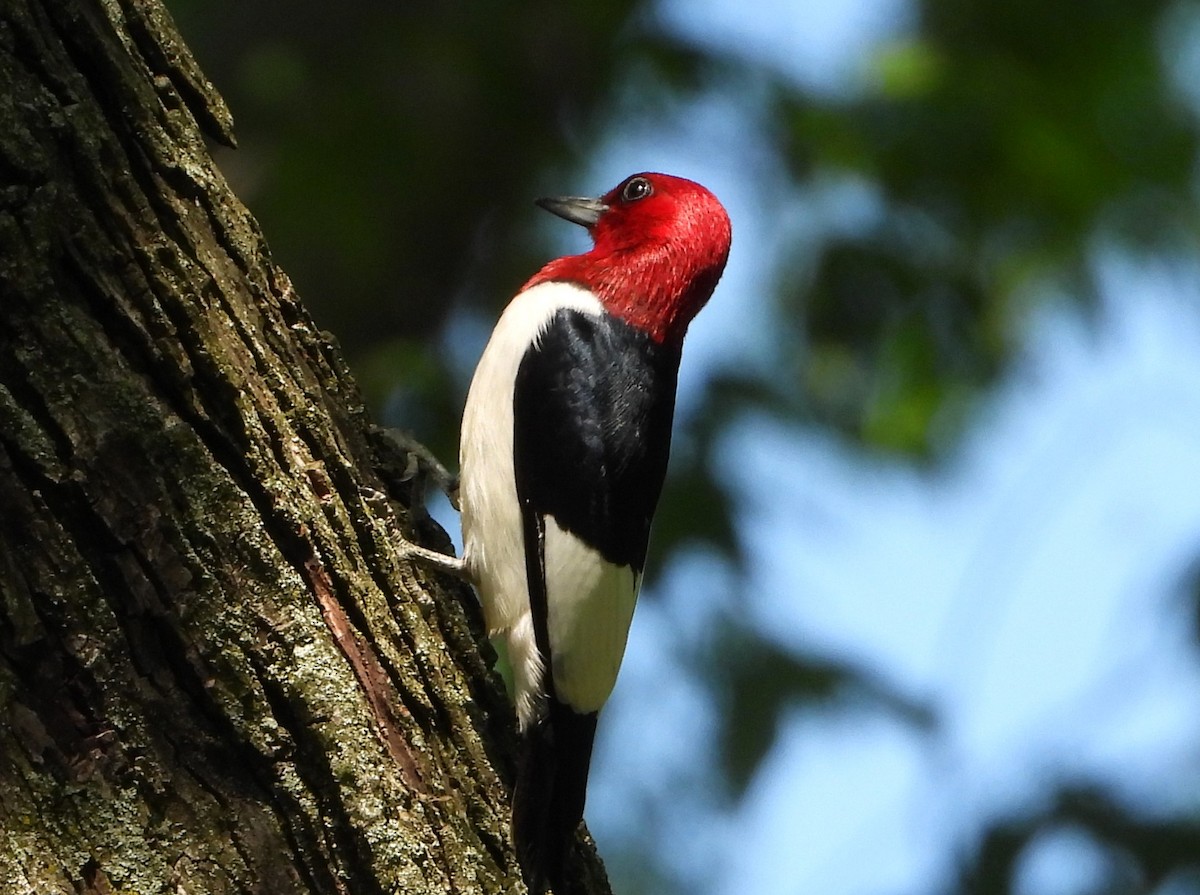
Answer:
403, 172, 731, 893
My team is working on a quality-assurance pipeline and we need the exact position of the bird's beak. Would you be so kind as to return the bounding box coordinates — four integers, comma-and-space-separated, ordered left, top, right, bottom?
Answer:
534, 195, 608, 229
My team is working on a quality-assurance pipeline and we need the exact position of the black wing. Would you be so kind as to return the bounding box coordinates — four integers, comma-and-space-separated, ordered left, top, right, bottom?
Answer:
509, 307, 681, 893
513, 307, 680, 684
513, 307, 681, 572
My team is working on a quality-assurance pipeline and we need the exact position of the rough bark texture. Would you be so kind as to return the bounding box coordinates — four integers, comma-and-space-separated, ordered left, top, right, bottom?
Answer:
0, 1, 611, 893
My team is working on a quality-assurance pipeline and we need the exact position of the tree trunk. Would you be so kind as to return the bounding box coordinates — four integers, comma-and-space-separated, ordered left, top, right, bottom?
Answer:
0, 1, 609, 892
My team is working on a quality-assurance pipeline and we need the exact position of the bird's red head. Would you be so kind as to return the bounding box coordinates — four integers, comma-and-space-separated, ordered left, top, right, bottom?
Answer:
526, 172, 732, 344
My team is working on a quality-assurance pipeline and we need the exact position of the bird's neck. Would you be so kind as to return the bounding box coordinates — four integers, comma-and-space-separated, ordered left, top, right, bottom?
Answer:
525, 242, 722, 344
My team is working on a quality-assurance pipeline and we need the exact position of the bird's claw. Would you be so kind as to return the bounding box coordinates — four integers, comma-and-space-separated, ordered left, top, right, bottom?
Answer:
395, 535, 471, 581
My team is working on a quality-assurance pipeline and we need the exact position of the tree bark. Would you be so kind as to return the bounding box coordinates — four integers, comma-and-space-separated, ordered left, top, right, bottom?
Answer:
0, 1, 609, 893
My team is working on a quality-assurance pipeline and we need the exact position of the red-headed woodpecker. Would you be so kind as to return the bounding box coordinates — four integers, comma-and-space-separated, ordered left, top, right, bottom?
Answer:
404, 172, 730, 893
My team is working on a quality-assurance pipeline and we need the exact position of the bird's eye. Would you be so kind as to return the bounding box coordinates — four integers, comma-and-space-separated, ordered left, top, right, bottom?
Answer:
621, 177, 653, 203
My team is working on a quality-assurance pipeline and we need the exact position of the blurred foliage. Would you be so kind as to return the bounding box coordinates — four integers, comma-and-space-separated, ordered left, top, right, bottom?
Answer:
953, 784, 1200, 895
784, 0, 1200, 454
165, 0, 1200, 893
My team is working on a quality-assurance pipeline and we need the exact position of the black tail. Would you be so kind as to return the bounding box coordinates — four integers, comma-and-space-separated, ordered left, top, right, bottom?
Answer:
511, 700, 598, 894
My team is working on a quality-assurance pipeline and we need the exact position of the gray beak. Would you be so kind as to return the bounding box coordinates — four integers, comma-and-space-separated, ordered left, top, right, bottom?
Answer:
534, 195, 608, 229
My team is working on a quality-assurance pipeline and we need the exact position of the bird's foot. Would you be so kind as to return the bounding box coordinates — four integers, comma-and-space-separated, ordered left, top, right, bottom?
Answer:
373, 427, 460, 510
395, 536, 471, 581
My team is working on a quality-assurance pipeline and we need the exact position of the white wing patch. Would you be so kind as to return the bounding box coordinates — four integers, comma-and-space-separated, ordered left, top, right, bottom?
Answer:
543, 516, 640, 715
